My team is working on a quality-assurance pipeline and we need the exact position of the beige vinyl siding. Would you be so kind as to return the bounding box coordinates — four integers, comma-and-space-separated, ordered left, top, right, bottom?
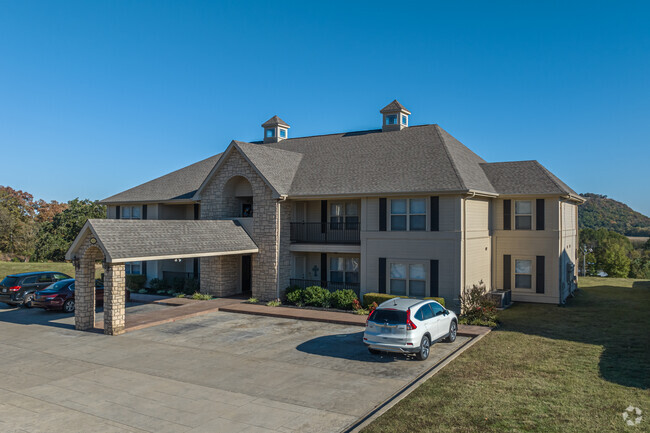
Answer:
559, 200, 579, 302
364, 198, 379, 231
492, 197, 562, 304
362, 232, 461, 309
463, 197, 491, 292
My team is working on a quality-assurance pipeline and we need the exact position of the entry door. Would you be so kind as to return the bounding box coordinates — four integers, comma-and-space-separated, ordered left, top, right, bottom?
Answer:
241, 255, 252, 292
295, 256, 307, 280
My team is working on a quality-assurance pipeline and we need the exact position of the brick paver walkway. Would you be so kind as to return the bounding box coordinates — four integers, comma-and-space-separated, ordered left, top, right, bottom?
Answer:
94, 294, 492, 337
94, 296, 245, 333
219, 303, 491, 337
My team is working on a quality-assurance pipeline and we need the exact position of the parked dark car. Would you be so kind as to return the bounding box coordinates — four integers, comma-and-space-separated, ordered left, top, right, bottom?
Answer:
0, 271, 72, 307
32, 278, 131, 313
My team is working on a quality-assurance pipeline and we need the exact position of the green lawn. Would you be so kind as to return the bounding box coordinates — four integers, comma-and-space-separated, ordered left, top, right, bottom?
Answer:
363, 277, 650, 433
0, 261, 102, 279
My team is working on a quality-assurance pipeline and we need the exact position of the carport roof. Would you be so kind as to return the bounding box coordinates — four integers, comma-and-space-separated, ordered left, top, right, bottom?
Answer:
65, 219, 258, 263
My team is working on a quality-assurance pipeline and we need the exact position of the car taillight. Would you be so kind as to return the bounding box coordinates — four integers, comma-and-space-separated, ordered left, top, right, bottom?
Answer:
366, 309, 376, 326
8, 286, 21, 292
406, 309, 417, 331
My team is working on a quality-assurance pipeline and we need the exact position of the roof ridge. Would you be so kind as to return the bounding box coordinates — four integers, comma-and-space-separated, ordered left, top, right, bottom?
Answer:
434, 124, 467, 191
533, 160, 565, 193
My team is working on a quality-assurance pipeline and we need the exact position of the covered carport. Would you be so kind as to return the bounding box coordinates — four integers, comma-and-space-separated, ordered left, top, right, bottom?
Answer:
65, 219, 258, 335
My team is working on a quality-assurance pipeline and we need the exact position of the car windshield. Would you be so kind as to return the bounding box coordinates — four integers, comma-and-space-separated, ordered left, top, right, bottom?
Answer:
42, 280, 72, 292
1, 276, 19, 286
370, 309, 407, 324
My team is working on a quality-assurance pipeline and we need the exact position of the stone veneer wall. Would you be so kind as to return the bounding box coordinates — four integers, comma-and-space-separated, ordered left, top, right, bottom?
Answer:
200, 149, 288, 300
200, 255, 240, 297
104, 263, 126, 335
74, 234, 101, 331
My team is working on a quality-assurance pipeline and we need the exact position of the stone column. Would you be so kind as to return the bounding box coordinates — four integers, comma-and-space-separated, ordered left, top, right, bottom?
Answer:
104, 263, 126, 336
75, 256, 96, 331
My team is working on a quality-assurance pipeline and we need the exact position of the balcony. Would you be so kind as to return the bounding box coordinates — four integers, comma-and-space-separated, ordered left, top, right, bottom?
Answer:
289, 278, 360, 297
290, 222, 360, 244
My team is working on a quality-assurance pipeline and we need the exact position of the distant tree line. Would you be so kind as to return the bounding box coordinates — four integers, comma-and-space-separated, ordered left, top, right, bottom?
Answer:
579, 228, 650, 279
579, 193, 650, 237
0, 186, 105, 262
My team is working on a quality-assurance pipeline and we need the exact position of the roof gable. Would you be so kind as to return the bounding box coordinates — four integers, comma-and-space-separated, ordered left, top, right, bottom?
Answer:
66, 219, 258, 263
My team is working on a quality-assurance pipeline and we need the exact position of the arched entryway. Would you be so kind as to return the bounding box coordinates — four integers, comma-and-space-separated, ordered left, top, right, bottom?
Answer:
66, 219, 259, 336
72, 236, 126, 335
223, 175, 254, 218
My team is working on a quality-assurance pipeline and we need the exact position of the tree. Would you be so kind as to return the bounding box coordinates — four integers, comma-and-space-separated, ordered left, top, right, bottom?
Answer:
0, 186, 38, 257
597, 239, 631, 277
32, 199, 105, 261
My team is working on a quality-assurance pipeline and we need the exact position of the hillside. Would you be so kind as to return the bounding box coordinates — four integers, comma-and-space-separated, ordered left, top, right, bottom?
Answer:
579, 193, 650, 236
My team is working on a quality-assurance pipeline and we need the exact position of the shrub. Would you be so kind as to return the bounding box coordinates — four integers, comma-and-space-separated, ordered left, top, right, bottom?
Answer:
303, 285, 331, 308
286, 288, 304, 306
459, 282, 497, 327
183, 277, 200, 295
247, 297, 259, 304
362, 292, 445, 308
191, 292, 212, 300
137, 288, 148, 294
125, 274, 146, 291
330, 289, 358, 310
175, 293, 185, 298
266, 298, 281, 307
149, 278, 167, 292
171, 277, 185, 292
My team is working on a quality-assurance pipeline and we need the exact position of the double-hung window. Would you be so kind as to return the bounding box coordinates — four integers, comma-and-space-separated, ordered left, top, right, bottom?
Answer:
330, 202, 359, 230
330, 257, 360, 289
389, 262, 427, 297
515, 259, 532, 289
390, 198, 426, 231
121, 206, 141, 219
515, 201, 532, 230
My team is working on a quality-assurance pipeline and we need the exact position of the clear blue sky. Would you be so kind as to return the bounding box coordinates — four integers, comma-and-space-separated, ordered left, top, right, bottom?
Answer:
1, 1, 648, 214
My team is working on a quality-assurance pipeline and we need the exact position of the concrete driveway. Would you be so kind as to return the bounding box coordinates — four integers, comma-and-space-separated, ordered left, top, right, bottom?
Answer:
0, 304, 470, 433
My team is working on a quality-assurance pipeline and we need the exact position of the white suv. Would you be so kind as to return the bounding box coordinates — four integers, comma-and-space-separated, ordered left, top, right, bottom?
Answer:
363, 298, 458, 360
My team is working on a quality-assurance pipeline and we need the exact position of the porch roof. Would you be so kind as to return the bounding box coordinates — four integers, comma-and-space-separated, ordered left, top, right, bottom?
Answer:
65, 219, 258, 263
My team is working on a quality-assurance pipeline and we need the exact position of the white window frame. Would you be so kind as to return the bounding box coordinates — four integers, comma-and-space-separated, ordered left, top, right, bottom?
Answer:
514, 200, 532, 230
401, 114, 408, 126
329, 256, 360, 286
387, 260, 428, 297
389, 198, 427, 231
514, 257, 534, 290
121, 205, 142, 220
330, 201, 359, 229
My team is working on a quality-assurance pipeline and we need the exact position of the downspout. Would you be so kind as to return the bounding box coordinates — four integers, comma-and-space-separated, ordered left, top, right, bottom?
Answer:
463, 192, 475, 299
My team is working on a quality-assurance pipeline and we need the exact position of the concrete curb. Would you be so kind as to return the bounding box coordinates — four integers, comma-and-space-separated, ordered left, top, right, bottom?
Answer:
342, 329, 491, 433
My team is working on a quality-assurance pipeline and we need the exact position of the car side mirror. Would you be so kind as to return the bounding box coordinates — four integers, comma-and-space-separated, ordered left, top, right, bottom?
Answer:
443, 309, 449, 315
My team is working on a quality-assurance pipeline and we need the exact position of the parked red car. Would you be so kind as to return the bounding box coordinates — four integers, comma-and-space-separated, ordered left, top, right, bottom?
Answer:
32, 279, 130, 313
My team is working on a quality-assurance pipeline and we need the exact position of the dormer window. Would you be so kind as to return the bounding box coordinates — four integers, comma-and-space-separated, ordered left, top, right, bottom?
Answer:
279, 128, 287, 138
401, 115, 408, 126
265, 129, 275, 138
386, 115, 397, 125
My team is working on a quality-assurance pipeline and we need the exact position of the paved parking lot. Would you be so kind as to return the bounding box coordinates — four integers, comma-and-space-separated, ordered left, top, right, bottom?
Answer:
0, 304, 470, 433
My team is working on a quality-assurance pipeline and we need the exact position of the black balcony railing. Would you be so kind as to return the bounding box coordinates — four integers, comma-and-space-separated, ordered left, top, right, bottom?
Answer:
289, 278, 360, 297
290, 222, 360, 244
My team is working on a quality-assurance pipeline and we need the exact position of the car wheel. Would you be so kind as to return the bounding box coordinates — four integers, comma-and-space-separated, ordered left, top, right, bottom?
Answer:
63, 299, 75, 313
368, 348, 381, 355
445, 320, 458, 343
416, 335, 431, 361
23, 294, 34, 308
